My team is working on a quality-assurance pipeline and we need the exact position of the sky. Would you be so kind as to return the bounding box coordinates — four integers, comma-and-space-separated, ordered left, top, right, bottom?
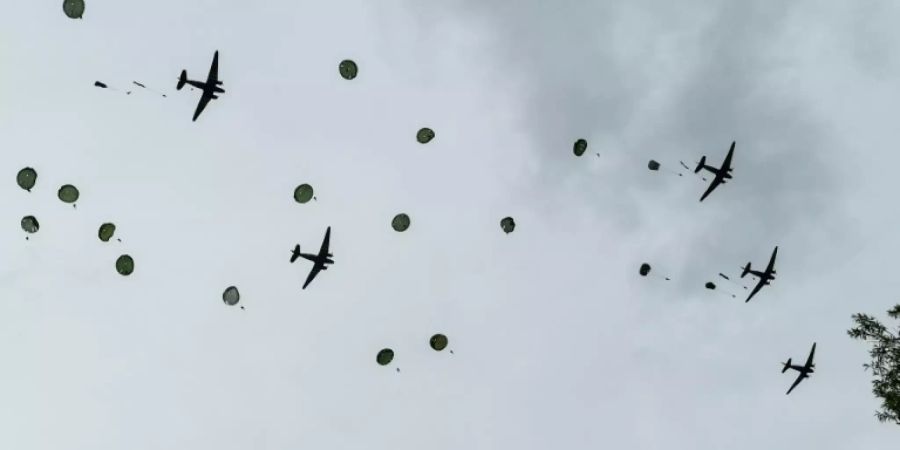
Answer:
1, 1, 898, 448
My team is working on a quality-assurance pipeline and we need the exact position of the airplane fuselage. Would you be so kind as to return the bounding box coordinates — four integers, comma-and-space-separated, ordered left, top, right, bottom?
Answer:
185, 79, 225, 93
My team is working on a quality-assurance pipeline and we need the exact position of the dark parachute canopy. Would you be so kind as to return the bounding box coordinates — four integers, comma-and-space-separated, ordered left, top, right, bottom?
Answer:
573, 139, 588, 157
639, 263, 651, 276
339, 60, 358, 80
705, 282, 716, 290
98, 223, 116, 242
416, 128, 435, 144
17, 167, 37, 192
63, 0, 84, 19
430, 334, 448, 351
392, 213, 410, 232
648, 160, 660, 171
21, 216, 39, 234
500, 217, 516, 234
376, 348, 394, 366
115, 255, 134, 276
293, 184, 314, 204
222, 286, 240, 306
58, 184, 80, 204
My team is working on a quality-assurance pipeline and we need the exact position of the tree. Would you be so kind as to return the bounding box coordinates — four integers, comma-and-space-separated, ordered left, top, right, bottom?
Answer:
848, 304, 900, 424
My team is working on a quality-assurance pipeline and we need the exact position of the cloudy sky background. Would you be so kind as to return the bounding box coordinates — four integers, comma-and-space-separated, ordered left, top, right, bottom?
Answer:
1, 1, 898, 448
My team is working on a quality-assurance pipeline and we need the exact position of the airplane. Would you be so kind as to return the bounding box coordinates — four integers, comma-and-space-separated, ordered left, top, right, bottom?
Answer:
741, 246, 778, 303
695, 141, 735, 201
782, 342, 816, 395
176, 50, 224, 121
290, 226, 334, 289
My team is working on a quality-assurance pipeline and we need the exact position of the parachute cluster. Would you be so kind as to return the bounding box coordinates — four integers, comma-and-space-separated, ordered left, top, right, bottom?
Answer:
376, 333, 452, 372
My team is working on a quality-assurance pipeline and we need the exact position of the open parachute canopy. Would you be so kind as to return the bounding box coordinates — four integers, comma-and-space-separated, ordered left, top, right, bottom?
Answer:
392, 213, 410, 232
98, 223, 116, 242
416, 128, 435, 144
376, 348, 394, 366
430, 334, 448, 351
222, 286, 240, 306
17, 167, 37, 192
58, 184, 80, 204
63, 0, 85, 19
115, 254, 134, 276
339, 59, 358, 80
21, 216, 39, 234
500, 217, 516, 234
573, 139, 588, 157
705, 282, 716, 290
293, 184, 314, 204
648, 160, 661, 171
639, 263, 651, 276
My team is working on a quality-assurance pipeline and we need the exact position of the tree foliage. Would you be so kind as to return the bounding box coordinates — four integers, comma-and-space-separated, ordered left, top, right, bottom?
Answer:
848, 304, 900, 424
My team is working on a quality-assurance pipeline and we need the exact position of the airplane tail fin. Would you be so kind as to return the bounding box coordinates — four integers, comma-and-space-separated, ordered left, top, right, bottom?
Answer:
741, 262, 751, 278
177, 70, 187, 90
782, 359, 792, 373
694, 156, 706, 173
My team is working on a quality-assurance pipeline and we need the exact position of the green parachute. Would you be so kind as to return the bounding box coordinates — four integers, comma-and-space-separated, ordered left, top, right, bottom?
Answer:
573, 139, 588, 157
98, 223, 116, 242
339, 60, 358, 80
116, 255, 134, 276
58, 184, 80, 204
392, 213, 410, 232
21, 216, 39, 234
17, 168, 37, 192
376, 348, 394, 366
222, 286, 240, 306
648, 160, 660, 171
429, 334, 448, 351
416, 128, 435, 144
294, 184, 314, 204
63, 0, 84, 19
500, 217, 516, 234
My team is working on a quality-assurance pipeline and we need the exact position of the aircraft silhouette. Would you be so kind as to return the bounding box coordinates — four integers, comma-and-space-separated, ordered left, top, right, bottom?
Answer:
695, 141, 735, 201
290, 226, 334, 289
782, 342, 816, 395
741, 246, 778, 303
177, 50, 224, 121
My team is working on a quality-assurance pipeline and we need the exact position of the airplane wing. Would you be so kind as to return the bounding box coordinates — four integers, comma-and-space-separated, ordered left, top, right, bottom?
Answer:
302, 263, 323, 289
319, 227, 331, 256
205, 51, 219, 84
192, 91, 214, 121
786, 372, 805, 395
745, 277, 766, 302
765, 246, 778, 273
699, 174, 725, 202
720, 141, 735, 172
804, 343, 816, 368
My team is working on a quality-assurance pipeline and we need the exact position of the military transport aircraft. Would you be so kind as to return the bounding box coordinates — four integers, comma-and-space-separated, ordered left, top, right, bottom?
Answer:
782, 342, 816, 395
177, 50, 224, 121
291, 226, 334, 290
741, 246, 778, 303
695, 141, 735, 201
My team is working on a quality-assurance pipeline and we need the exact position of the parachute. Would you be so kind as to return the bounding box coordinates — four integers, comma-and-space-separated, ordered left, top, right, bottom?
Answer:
639, 263, 651, 276
430, 334, 448, 351
115, 255, 134, 276
573, 139, 588, 157
58, 184, 80, 204
392, 213, 410, 232
416, 128, 435, 144
500, 217, 516, 234
339, 60, 358, 80
63, 0, 84, 19
21, 216, 39, 234
648, 160, 660, 171
293, 184, 314, 204
222, 286, 240, 306
376, 348, 394, 366
705, 282, 716, 290
94, 81, 108, 88
98, 223, 116, 242
17, 167, 37, 192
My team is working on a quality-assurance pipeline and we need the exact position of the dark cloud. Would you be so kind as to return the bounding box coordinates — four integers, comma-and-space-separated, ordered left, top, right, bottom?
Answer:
413, 1, 859, 290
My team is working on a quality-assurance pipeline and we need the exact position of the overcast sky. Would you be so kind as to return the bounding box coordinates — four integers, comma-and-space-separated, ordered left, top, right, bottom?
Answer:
1, 1, 898, 448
